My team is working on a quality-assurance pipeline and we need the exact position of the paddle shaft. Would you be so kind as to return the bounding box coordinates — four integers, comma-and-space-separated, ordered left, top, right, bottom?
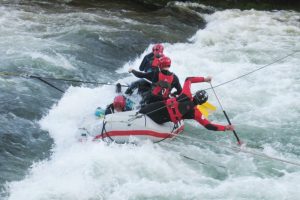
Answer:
209, 82, 241, 145
223, 110, 241, 145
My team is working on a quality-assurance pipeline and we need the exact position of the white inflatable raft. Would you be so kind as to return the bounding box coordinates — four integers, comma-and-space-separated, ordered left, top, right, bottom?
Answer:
93, 110, 184, 143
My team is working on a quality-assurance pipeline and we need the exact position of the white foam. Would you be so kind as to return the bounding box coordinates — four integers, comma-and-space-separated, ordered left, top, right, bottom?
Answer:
6, 7, 300, 200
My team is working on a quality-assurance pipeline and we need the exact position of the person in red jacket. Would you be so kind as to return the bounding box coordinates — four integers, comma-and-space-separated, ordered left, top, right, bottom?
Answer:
139, 76, 234, 131
128, 56, 182, 104
125, 43, 164, 95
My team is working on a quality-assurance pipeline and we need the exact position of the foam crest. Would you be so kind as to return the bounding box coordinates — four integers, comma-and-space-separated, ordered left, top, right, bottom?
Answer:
6, 7, 300, 200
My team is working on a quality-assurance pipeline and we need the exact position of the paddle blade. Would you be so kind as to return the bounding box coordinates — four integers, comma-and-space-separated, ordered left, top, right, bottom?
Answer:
197, 101, 217, 118
197, 105, 209, 118
202, 101, 217, 111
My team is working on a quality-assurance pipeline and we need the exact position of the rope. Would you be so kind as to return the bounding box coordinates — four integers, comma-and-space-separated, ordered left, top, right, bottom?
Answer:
209, 82, 241, 145
180, 154, 226, 169
1, 50, 299, 126
34, 77, 65, 93
165, 132, 300, 167
193, 136, 300, 167
0, 72, 129, 87
128, 50, 300, 122
204, 50, 300, 90
160, 142, 226, 168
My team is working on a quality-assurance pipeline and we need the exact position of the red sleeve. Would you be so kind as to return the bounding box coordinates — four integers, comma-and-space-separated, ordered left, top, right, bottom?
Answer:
194, 108, 226, 131
181, 77, 205, 98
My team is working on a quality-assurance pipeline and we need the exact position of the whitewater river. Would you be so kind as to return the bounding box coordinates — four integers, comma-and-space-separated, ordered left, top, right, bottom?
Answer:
0, 1, 299, 199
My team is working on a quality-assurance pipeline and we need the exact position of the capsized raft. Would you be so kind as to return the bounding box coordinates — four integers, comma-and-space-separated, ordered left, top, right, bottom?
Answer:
93, 110, 184, 143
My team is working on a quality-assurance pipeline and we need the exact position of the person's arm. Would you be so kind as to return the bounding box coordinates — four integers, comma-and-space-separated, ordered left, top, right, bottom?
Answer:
105, 104, 114, 115
171, 75, 182, 96
132, 70, 154, 81
139, 55, 149, 71
181, 76, 212, 98
129, 68, 156, 82
194, 108, 234, 131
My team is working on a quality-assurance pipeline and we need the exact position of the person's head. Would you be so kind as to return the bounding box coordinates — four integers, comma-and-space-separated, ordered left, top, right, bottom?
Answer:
193, 90, 208, 105
158, 56, 171, 70
113, 95, 126, 112
152, 43, 164, 55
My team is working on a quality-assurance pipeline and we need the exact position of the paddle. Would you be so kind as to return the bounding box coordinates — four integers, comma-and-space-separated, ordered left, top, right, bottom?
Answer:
209, 82, 242, 145
197, 101, 217, 118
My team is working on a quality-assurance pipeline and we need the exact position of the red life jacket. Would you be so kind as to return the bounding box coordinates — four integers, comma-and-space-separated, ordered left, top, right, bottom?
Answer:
166, 98, 182, 123
151, 56, 160, 68
166, 98, 195, 123
152, 72, 174, 99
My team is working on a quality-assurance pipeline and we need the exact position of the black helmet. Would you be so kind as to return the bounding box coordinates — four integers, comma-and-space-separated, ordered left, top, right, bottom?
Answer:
194, 90, 208, 105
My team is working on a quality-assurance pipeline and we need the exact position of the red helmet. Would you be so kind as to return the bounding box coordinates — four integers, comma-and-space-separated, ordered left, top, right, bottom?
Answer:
113, 95, 126, 111
158, 56, 171, 69
152, 43, 164, 54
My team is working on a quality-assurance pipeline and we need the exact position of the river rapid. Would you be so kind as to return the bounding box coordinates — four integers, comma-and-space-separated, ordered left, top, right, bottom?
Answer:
0, 1, 299, 200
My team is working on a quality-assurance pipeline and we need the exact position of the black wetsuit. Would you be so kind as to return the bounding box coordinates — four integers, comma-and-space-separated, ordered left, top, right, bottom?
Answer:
139, 77, 227, 131
131, 69, 182, 104
125, 53, 155, 95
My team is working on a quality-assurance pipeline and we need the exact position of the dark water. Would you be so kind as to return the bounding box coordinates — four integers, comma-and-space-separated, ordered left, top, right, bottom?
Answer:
0, 0, 205, 196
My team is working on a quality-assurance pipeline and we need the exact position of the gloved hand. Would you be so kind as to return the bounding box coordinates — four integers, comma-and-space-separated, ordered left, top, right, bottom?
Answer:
204, 76, 212, 83
128, 68, 134, 73
225, 125, 235, 131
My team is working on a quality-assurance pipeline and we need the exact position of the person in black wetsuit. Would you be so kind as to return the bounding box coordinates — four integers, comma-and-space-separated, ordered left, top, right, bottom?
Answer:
139, 76, 234, 132
128, 56, 182, 104
105, 95, 133, 115
125, 43, 164, 96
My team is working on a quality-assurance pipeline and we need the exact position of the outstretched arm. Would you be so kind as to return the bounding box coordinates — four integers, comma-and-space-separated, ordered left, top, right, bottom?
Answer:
128, 68, 154, 82
171, 75, 182, 96
181, 76, 212, 98
194, 108, 234, 131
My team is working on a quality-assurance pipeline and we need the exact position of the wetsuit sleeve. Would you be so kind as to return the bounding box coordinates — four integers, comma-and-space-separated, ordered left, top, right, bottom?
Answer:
186, 77, 205, 83
105, 104, 114, 115
194, 108, 226, 131
131, 70, 154, 82
139, 53, 153, 72
139, 56, 148, 71
172, 75, 182, 96
181, 77, 206, 98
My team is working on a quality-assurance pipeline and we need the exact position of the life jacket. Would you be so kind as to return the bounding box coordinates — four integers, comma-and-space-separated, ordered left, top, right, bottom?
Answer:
151, 53, 164, 69
152, 72, 174, 99
151, 56, 160, 68
166, 98, 194, 123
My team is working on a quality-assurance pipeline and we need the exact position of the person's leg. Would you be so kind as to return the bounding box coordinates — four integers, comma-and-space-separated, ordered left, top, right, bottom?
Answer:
139, 101, 170, 124
125, 79, 143, 95
137, 80, 151, 94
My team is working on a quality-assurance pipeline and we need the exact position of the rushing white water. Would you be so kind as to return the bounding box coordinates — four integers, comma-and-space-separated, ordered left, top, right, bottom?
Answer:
6, 6, 300, 200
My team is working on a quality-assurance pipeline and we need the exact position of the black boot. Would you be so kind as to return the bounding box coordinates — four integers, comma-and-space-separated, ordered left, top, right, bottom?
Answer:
115, 83, 122, 93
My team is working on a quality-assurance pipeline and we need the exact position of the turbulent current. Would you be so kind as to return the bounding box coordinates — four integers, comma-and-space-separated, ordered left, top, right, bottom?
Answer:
0, 1, 299, 199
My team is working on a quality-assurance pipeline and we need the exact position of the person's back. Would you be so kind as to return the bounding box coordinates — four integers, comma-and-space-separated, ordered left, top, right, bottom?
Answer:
129, 56, 182, 104
125, 43, 164, 96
